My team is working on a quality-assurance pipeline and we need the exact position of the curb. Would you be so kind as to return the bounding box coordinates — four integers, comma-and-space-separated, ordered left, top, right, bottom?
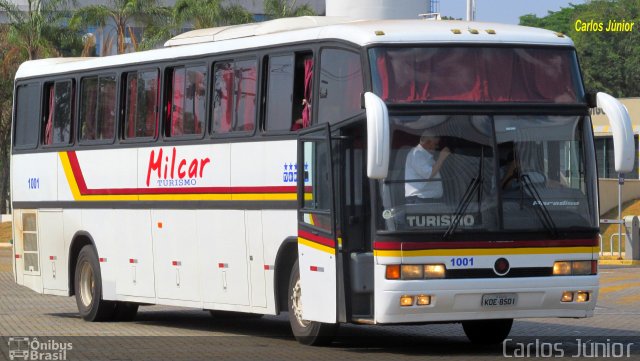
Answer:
599, 259, 640, 266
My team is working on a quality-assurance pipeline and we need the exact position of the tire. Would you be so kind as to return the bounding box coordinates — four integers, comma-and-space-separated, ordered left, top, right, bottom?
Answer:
113, 302, 139, 321
74, 245, 116, 322
462, 319, 513, 345
287, 260, 338, 346
209, 310, 263, 319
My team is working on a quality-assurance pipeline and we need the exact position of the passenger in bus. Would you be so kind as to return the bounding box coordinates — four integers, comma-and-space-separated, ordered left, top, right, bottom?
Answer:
405, 133, 450, 203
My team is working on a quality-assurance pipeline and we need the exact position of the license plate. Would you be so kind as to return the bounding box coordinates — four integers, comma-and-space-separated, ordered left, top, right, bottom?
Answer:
481, 293, 517, 307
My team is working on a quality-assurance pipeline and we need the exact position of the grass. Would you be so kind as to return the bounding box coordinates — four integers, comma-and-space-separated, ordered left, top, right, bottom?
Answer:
0, 222, 11, 243
599, 199, 640, 254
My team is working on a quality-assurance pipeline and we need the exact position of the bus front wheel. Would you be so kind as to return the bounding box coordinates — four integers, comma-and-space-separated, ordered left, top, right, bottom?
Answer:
287, 260, 338, 346
462, 319, 513, 345
74, 245, 116, 322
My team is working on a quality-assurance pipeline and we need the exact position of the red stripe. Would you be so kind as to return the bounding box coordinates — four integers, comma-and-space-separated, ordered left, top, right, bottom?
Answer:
298, 230, 335, 248
374, 238, 598, 251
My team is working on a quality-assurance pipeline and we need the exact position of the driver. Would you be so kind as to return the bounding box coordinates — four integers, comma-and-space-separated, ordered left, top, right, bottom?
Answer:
405, 132, 450, 203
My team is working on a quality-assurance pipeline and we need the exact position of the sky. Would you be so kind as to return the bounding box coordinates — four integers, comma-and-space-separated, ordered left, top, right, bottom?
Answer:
439, 0, 586, 24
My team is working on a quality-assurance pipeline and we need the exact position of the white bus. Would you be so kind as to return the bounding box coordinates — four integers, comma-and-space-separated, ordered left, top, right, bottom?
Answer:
10, 17, 634, 345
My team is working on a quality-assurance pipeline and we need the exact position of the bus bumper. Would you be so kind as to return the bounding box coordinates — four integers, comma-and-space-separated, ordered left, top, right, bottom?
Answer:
373, 266, 598, 324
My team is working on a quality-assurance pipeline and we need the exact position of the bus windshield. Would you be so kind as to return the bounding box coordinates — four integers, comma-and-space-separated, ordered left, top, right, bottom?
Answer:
378, 115, 598, 236
369, 47, 584, 104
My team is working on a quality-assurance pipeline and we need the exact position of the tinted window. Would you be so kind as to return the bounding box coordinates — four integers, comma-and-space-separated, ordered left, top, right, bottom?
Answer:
212, 59, 257, 134
594, 135, 639, 179
266, 55, 294, 131
14, 83, 40, 148
124, 70, 159, 139
318, 49, 363, 124
167, 65, 207, 137
80, 75, 116, 142
43, 80, 73, 145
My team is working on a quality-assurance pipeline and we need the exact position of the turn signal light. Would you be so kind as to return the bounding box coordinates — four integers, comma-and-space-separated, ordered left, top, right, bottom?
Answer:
416, 294, 431, 306
386, 265, 401, 280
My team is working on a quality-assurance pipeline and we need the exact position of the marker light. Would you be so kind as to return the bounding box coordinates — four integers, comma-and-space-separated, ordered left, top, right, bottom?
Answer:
424, 264, 446, 279
400, 295, 414, 307
571, 261, 593, 275
416, 294, 431, 306
561, 291, 574, 302
386, 265, 400, 280
576, 291, 590, 303
401, 265, 423, 279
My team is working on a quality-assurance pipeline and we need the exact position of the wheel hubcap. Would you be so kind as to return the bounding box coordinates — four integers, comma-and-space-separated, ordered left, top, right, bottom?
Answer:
291, 278, 310, 327
79, 261, 94, 307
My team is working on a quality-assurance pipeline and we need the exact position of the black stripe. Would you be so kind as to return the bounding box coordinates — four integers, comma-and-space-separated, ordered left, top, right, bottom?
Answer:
446, 267, 553, 279
12, 200, 297, 210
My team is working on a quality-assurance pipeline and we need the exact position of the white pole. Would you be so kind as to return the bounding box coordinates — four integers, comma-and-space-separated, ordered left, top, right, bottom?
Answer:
466, 0, 476, 21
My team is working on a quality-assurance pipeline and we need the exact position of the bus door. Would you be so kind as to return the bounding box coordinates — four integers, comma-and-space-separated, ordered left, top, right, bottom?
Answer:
296, 124, 338, 323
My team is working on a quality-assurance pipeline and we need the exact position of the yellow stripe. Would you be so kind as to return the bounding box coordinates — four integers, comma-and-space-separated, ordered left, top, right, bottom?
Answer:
374, 246, 595, 258
298, 237, 335, 255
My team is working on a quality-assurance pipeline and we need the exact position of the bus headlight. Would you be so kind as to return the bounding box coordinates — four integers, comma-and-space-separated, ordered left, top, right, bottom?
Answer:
553, 261, 596, 275
423, 264, 445, 279
401, 265, 423, 279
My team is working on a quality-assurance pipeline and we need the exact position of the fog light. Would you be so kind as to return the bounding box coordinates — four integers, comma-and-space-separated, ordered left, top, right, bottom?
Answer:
561, 291, 574, 302
401, 265, 423, 279
386, 265, 400, 280
553, 261, 572, 275
424, 264, 445, 279
400, 295, 414, 307
576, 291, 590, 302
416, 294, 431, 306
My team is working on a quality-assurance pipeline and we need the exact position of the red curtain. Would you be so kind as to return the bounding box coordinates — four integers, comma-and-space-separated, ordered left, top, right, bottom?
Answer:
127, 76, 137, 138
302, 57, 313, 128
171, 68, 185, 136
44, 86, 54, 145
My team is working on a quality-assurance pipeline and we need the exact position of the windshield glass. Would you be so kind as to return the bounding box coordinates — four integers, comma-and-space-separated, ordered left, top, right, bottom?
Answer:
369, 47, 584, 104
378, 115, 598, 235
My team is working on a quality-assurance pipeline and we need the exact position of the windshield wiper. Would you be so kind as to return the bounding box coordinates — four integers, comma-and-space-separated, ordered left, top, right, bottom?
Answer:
443, 149, 484, 240
520, 173, 559, 239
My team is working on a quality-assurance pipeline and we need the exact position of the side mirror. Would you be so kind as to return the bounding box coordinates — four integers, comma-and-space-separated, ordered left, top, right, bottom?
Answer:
597, 92, 635, 173
364, 92, 390, 179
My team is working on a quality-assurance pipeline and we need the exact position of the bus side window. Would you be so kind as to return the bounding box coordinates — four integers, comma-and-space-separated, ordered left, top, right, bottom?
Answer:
124, 70, 159, 139
318, 49, 364, 124
13, 83, 40, 149
166, 65, 207, 138
212, 58, 257, 135
79, 74, 116, 143
42, 80, 74, 146
265, 55, 294, 132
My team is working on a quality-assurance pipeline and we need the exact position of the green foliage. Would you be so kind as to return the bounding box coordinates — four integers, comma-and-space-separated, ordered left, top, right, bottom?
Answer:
519, 0, 640, 97
173, 0, 253, 29
264, 0, 316, 19
70, 0, 171, 54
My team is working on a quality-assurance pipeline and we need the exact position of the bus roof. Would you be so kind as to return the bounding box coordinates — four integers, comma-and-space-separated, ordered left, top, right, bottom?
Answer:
15, 17, 574, 80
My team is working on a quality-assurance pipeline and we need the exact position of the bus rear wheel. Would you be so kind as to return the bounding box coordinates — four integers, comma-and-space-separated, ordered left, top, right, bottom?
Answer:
462, 319, 513, 345
74, 245, 116, 322
287, 260, 338, 346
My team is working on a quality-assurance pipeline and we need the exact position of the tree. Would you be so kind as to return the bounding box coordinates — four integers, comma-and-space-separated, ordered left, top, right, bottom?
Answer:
0, 0, 75, 61
70, 0, 171, 55
264, 0, 316, 19
173, 0, 253, 30
519, 0, 640, 97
